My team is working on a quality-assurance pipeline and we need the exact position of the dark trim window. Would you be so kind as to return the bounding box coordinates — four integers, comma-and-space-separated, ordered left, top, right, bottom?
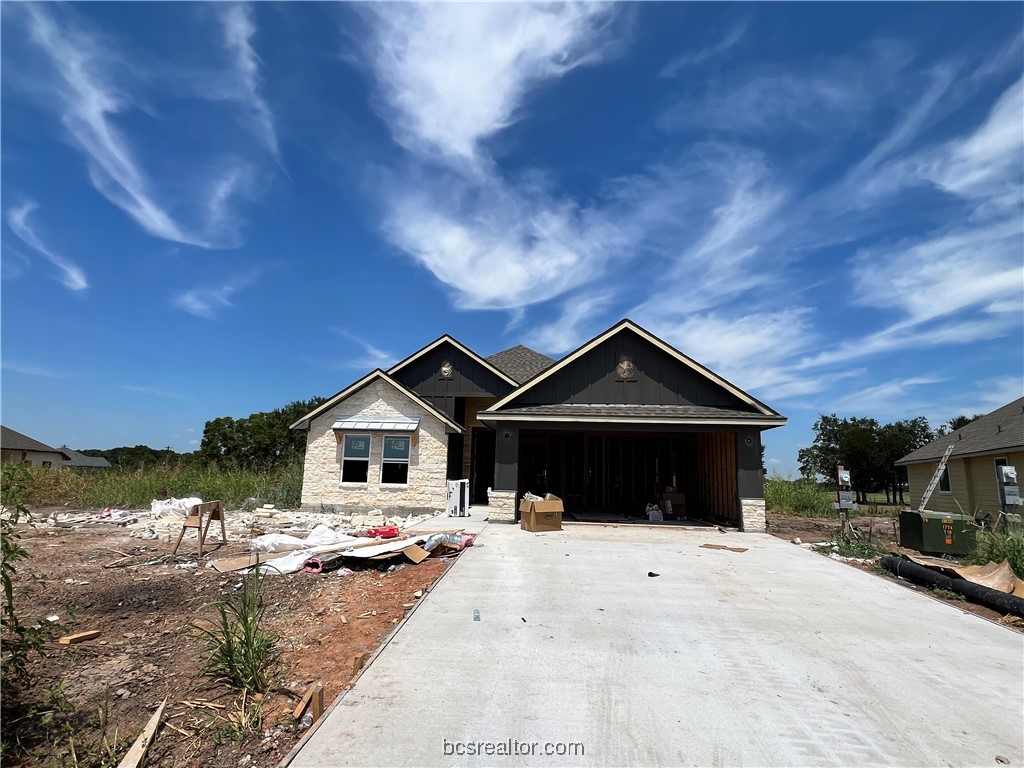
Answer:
938, 465, 951, 493
381, 435, 411, 485
341, 434, 371, 484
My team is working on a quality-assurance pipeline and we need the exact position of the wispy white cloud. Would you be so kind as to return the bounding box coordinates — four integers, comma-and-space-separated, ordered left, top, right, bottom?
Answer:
362, 3, 630, 311
659, 19, 748, 77
523, 292, 615, 355
659, 40, 913, 136
12, 3, 274, 249
363, 2, 616, 166
1, 360, 68, 378
173, 269, 264, 319
331, 329, 396, 369
215, 3, 278, 157
828, 376, 946, 416
5, 201, 88, 291
123, 385, 185, 400
384, 171, 627, 310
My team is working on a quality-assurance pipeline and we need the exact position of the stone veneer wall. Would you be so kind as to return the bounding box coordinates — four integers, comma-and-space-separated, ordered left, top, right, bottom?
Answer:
740, 498, 766, 533
486, 490, 516, 523
300, 379, 449, 515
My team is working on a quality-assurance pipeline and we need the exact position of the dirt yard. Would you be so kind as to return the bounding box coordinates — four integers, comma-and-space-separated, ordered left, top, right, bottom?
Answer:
2, 523, 454, 768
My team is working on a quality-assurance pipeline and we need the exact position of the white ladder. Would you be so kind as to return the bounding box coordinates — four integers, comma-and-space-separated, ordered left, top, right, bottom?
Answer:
917, 443, 956, 512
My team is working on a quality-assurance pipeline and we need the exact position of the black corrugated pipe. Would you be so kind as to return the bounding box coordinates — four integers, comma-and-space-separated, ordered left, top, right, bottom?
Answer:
880, 555, 1024, 619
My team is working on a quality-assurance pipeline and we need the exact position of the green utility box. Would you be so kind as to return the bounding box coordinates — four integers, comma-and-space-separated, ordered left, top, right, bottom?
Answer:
898, 511, 978, 555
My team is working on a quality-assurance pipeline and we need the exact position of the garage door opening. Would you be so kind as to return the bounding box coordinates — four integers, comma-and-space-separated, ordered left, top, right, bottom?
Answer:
517, 430, 739, 525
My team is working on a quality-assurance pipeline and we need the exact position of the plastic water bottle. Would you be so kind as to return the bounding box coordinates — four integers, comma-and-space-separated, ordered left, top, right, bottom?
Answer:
473, 609, 480, 622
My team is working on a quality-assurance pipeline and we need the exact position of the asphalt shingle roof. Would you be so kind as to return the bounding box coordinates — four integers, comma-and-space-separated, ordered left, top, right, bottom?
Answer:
897, 396, 1024, 465
62, 448, 112, 468
486, 345, 556, 384
482, 403, 780, 421
1, 425, 70, 457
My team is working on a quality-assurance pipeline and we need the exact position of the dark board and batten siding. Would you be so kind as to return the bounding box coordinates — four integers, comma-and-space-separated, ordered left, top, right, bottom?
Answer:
512, 329, 753, 411
391, 341, 514, 424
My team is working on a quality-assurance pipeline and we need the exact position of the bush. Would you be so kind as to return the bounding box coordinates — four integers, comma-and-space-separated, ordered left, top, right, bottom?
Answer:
764, 472, 833, 517
970, 523, 1024, 579
0, 464, 53, 679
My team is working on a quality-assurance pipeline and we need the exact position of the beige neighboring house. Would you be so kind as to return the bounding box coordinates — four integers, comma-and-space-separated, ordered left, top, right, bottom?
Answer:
1, 425, 71, 468
896, 396, 1024, 519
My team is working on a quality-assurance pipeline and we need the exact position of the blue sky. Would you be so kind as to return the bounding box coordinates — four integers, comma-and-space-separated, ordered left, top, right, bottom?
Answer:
2, 2, 1022, 474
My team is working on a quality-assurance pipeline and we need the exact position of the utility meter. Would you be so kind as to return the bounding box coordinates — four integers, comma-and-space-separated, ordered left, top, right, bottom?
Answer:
998, 465, 1020, 507
835, 465, 855, 510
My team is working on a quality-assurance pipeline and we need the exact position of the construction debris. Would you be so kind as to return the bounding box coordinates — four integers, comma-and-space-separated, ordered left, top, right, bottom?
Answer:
700, 543, 748, 553
59, 630, 102, 645
117, 696, 167, 768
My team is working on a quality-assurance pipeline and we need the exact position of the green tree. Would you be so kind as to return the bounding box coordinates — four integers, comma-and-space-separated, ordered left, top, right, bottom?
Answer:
937, 413, 983, 436
877, 417, 934, 504
198, 397, 326, 471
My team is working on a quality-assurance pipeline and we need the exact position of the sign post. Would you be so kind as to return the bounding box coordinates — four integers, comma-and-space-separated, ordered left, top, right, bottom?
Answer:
833, 465, 858, 539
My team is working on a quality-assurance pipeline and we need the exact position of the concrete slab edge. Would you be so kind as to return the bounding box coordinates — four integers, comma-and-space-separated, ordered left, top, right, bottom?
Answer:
276, 531, 485, 768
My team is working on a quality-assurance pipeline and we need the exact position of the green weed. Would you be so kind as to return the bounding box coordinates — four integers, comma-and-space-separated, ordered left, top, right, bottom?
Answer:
970, 522, 1024, 579
932, 587, 966, 602
196, 565, 278, 692
765, 473, 833, 517
815, 538, 888, 559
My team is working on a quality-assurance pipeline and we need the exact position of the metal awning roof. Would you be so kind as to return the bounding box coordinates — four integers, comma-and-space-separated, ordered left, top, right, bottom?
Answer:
331, 416, 420, 432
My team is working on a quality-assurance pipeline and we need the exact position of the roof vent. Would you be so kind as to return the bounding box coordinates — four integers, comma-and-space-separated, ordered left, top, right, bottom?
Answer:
997, 424, 1002, 433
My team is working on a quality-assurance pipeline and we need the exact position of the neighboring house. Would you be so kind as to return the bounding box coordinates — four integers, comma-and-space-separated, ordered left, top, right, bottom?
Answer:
291, 319, 786, 531
897, 396, 1024, 518
0, 426, 71, 468
62, 448, 112, 469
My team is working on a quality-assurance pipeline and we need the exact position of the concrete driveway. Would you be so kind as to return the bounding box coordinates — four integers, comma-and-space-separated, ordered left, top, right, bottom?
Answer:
291, 523, 1023, 767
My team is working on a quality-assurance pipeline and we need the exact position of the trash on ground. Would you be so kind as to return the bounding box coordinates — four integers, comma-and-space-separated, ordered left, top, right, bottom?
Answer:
648, 571, 660, 578
700, 543, 748, 553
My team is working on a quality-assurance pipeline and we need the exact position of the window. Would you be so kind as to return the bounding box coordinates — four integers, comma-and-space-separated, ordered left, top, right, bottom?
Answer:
938, 465, 951, 493
995, 457, 1008, 471
41, 461, 52, 469
341, 435, 371, 483
381, 435, 410, 485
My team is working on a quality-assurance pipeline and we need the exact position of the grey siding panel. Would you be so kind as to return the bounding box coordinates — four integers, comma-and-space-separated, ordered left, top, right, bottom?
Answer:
392, 342, 514, 399
513, 329, 751, 410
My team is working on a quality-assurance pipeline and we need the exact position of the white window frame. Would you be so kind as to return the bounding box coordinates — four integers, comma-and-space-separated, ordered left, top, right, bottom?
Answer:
938, 464, 951, 494
340, 434, 371, 485
380, 434, 411, 486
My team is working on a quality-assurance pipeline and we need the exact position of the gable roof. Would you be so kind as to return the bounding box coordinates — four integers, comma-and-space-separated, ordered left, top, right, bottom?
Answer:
897, 396, 1024, 465
62, 448, 112, 468
387, 335, 518, 387
486, 345, 556, 384
484, 319, 784, 419
1, 426, 71, 459
288, 369, 463, 433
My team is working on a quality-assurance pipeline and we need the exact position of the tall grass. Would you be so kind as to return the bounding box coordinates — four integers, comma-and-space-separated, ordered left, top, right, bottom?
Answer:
195, 566, 277, 692
970, 522, 1024, 579
764, 472, 833, 517
14, 463, 303, 510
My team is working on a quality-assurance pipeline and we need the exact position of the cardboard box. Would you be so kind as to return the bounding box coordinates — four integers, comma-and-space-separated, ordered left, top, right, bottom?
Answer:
520, 494, 564, 532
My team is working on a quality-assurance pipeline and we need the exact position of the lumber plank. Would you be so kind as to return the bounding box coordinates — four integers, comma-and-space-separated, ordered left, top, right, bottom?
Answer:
118, 697, 167, 768
58, 630, 101, 645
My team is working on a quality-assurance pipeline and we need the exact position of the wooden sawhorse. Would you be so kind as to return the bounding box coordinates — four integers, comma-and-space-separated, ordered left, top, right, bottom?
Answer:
172, 500, 226, 556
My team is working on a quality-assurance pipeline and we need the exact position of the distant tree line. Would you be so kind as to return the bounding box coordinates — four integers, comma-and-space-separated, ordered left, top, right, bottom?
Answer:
196, 397, 326, 471
79, 396, 326, 471
798, 413, 982, 504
